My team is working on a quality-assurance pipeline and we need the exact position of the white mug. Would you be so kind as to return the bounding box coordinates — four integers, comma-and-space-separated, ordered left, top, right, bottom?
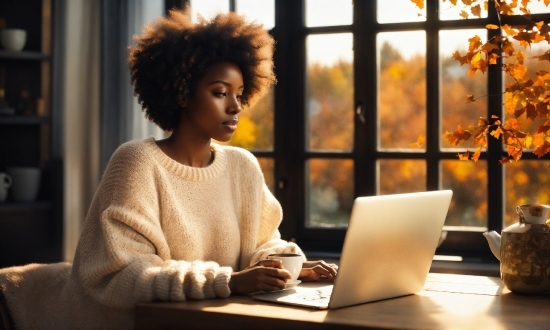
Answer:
0, 172, 12, 202
0, 28, 27, 51
267, 253, 303, 281
6, 167, 41, 202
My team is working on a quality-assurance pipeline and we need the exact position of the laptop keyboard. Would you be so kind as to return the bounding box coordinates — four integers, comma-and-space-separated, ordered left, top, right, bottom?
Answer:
292, 286, 333, 303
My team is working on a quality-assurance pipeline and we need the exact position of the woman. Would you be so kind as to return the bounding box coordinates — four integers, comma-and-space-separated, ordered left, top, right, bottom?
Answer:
58, 8, 337, 329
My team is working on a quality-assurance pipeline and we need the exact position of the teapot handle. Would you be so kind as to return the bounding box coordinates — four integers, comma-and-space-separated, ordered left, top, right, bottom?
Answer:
516, 205, 526, 223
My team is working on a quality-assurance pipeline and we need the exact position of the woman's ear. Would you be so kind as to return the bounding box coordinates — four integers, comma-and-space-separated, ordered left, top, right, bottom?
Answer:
176, 95, 187, 108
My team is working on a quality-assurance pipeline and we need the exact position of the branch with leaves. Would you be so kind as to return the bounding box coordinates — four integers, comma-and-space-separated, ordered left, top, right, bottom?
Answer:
411, 0, 550, 164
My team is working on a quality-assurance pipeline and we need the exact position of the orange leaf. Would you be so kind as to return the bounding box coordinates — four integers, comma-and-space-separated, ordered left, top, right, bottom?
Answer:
508, 64, 527, 80
486, 24, 499, 29
490, 126, 504, 139
458, 152, 470, 161
471, 4, 482, 17
514, 31, 534, 47
469, 51, 486, 75
507, 146, 523, 161
410, 0, 424, 9
516, 50, 525, 65
452, 50, 469, 65
526, 103, 537, 120
502, 24, 517, 37
472, 147, 482, 162
468, 35, 483, 52
481, 42, 498, 54
444, 125, 472, 145
499, 157, 513, 164
502, 39, 515, 56
504, 118, 521, 130
409, 134, 426, 148
526, 135, 533, 149
534, 141, 550, 158
488, 53, 499, 64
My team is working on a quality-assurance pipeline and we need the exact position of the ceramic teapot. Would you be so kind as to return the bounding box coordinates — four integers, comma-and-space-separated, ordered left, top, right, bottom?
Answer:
484, 204, 550, 295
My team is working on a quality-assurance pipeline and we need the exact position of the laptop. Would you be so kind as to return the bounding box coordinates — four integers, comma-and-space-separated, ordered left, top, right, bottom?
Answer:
253, 190, 453, 309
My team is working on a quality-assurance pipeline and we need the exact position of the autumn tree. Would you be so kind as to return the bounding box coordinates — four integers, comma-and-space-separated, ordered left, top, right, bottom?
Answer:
412, 0, 550, 164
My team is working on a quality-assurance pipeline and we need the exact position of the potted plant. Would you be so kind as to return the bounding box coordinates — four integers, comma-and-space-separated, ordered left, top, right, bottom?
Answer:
410, 0, 550, 164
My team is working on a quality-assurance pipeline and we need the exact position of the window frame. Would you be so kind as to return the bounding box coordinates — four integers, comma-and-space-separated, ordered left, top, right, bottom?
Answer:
272, 0, 548, 260
167, 0, 549, 261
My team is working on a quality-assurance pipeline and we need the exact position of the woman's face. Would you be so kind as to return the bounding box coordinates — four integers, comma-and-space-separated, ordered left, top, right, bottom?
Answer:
181, 61, 244, 143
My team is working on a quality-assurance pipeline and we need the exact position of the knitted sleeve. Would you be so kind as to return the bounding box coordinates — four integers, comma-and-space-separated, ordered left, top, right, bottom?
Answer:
226, 146, 307, 268
248, 184, 306, 265
74, 141, 231, 309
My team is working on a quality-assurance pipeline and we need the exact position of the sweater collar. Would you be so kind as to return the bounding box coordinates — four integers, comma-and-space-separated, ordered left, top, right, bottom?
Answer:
145, 137, 227, 181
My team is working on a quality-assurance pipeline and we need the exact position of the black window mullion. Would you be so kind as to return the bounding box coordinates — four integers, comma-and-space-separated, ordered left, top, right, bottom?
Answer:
426, 0, 440, 191
273, 0, 305, 241
486, 0, 504, 232
354, 0, 377, 198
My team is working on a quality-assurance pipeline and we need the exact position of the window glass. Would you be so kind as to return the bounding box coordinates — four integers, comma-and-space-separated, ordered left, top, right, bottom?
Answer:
377, 160, 426, 195
305, 0, 353, 27
258, 157, 275, 193
377, 31, 426, 150
236, 0, 275, 30
441, 160, 487, 228
526, 3, 550, 14
229, 86, 274, 150
307, 159, 354, 228
306, 33, 354, 151
130, 0, 166, 141
440, 29, 487, 150
189, 0, 229, 22
504, 161, 550, 227
439, 0, 488, 20
378, 0, 426, 23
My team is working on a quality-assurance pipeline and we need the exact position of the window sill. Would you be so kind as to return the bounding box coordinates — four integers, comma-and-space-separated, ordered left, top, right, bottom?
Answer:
430, 258, 500, 277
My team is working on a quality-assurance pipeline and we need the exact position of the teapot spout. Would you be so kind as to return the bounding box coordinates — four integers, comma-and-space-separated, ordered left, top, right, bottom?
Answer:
483, 231, 501, 261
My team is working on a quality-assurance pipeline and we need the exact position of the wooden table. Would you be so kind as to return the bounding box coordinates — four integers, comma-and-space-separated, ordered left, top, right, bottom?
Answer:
135, 273, 550, 329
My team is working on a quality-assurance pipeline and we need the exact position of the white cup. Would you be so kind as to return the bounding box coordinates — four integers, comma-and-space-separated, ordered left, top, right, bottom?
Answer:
6, 167, 41, 202
267, 253, 303, 281
0, 28, 27, 51
0, 172, 12, 202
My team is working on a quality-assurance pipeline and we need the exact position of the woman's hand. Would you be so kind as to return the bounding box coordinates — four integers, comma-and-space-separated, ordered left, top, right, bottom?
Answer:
229, 259, 292, 295
299, 260, 338, 282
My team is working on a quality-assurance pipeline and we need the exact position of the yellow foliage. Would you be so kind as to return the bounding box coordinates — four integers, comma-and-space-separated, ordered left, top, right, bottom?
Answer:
411, 0, 550, 164
388, 63, 405, 79
229, 116, 256, 149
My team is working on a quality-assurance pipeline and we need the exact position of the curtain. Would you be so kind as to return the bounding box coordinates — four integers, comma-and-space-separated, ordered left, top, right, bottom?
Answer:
54, 0, 165, 261
100, 0, 165, 173
54, 0, 101, 261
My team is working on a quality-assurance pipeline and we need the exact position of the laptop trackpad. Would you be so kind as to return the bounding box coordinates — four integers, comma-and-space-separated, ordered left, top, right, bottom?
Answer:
252, 282, 334, 310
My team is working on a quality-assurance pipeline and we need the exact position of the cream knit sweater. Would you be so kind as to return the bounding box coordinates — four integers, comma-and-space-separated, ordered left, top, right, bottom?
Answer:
2, 137, 304, 330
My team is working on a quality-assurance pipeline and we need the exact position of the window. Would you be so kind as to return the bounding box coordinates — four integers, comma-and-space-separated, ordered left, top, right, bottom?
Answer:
188, 0, 276, 191
171, 1, 550, 259
279, 0, 550, 258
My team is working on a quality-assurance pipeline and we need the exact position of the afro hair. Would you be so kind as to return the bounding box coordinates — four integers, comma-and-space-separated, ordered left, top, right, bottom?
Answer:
127, 8, 276, 131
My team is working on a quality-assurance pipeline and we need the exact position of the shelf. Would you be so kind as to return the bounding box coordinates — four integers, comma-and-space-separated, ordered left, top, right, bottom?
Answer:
0, 201, 52, 213
0, 50, 51, 61
0, 116, 50, 124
